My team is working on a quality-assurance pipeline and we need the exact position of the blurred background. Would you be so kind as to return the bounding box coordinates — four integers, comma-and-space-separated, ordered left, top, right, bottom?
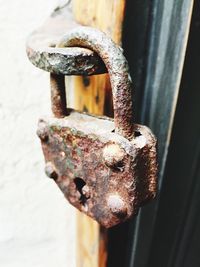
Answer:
0, 0, 75, 266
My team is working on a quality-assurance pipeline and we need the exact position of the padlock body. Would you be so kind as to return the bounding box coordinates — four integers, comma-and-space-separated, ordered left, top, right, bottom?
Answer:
37, 111, 157, 228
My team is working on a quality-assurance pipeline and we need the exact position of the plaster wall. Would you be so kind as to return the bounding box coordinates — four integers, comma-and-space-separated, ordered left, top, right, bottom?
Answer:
0, 1, 75, 266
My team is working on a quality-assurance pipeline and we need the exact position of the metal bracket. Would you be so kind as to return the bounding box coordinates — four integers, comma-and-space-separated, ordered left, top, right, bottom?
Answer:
26, 6, 107, 76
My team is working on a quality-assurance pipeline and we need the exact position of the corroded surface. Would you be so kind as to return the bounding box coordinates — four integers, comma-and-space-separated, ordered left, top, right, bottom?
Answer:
33, 26, 158, 227
57, 26, 134, 139
37, 111, 157, 228
26, 7, 106, 75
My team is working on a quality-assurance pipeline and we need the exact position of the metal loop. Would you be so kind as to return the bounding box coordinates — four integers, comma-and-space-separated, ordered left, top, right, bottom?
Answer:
56, 26, 134, 140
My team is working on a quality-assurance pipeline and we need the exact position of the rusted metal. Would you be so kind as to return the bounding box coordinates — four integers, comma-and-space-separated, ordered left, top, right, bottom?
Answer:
38, 112, 157, 228
57, 27, 134, 140
50, 73, 68, 118
35, 27, 158, 228
26, 6, 106, 76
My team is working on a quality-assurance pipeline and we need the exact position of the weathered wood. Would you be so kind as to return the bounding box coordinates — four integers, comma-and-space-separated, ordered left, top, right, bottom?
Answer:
73, 74, 108, 116
72, 0, 126, 118
73, 0, 126, 44
76, 212, 99, 267
71, 1, 126, 266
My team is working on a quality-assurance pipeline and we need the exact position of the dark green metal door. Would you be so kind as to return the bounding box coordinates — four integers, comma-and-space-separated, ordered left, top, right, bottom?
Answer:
108, 1, 200, 266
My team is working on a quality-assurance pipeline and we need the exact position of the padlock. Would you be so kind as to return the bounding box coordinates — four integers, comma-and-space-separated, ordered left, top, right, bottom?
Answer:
37, 27, 157, 228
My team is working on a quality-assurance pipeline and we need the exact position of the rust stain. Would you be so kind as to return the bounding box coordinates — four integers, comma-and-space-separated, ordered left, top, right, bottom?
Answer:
37, 111, 157, 228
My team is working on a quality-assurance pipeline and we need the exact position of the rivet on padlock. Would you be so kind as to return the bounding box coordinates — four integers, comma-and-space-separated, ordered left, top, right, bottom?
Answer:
37, 26, 157, 228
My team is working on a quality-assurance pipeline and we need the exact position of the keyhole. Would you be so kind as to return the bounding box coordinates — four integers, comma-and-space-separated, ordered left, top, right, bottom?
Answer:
74, 177, 89, 206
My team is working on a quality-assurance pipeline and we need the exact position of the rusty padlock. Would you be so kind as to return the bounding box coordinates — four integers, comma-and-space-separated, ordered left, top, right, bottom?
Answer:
37, 27, 157, 228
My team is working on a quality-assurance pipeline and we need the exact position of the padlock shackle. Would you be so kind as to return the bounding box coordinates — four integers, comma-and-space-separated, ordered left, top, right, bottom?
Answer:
56, 26, 134, 140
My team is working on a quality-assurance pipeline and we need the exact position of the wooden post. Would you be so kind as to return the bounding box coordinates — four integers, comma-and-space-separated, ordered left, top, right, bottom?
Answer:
70, 1, 126, 267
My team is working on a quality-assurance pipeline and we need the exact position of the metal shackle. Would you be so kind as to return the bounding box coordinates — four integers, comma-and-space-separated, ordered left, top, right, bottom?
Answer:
52, 26, 134, 140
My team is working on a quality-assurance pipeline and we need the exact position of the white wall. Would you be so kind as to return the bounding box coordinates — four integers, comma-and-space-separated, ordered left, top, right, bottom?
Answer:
0, 0, 75, 266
